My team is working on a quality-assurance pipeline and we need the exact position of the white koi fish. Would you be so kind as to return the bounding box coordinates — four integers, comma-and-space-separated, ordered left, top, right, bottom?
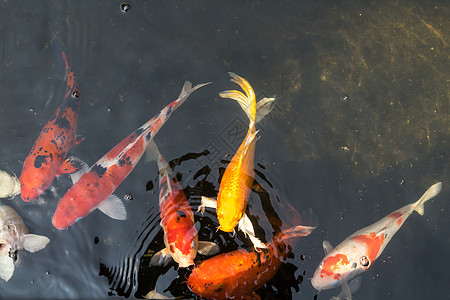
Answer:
0, 205, 50, 281
312, 182, 442, 299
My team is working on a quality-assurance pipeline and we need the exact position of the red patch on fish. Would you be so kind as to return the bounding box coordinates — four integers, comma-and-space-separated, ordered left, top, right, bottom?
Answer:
352, 232, 385, 262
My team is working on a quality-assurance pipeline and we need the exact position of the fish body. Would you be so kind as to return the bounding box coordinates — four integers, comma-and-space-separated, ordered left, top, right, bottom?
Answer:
147, 140, 219, 268
0, 205, 50, 281
312, 182, 442, 298
20, 37, 82, 201
187, 225, 315, 299
148, 140, 199, 268
215, 73, 257, 232
52, 81, 209, 229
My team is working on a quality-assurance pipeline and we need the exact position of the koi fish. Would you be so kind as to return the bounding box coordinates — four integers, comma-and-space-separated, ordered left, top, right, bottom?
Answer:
52, 81, 210, 229
19, 37, 83, 201
199, 73, 275, 248
146, 139, 219, 268
312, 182, 442, 299
0, 205, 50, 281
187, 224, 316, 300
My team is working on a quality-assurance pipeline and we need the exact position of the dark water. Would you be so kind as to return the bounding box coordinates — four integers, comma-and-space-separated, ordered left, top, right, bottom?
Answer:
0, 1, 449, 299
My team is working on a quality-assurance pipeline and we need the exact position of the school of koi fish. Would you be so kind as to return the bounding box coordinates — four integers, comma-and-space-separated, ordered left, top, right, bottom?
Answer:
0, 37, 444, 299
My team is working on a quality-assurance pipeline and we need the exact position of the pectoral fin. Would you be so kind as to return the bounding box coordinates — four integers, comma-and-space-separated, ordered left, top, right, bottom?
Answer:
23, 234, 50, 253
322, 240, 334, 256
198, 196, 217, 213
97, 194, 127, 220
197, 241, 220, 256
238, 214, 267, 249
0, 255, 15, 282
59, 156, 84, 175
67, 156, 89, 184
150, 248, 172, 267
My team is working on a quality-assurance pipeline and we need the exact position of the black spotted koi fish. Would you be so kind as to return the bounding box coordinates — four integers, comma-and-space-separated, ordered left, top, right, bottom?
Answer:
52, 81, 210, 229
20, 37, 83, 201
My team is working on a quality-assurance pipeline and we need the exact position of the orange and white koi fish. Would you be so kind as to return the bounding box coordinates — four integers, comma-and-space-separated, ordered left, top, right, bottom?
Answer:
199, 73, 274, 248
312, 182, 442, 299
0, 205, 50, 281
146, 139, 218, 268
20, 37, 83, 201
187, 224, 316, 300
52, 81, 210, 229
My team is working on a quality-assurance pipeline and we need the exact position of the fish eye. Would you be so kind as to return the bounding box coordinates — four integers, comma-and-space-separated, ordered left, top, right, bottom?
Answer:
72, 90, 80, 98
359, 256, 370, 269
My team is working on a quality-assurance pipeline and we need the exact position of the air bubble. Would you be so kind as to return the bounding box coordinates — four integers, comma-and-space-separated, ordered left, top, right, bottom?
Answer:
121, 3, 130, 13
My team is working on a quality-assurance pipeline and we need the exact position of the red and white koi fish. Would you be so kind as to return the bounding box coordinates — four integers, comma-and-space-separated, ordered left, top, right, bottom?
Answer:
312, 182, 442, 299
146, 139, 218, 268
0, 205, 50, 281
187, 224, 316, 300
199, 73, 274, 248
20, 37, 83, 201
52, 81, 210, 229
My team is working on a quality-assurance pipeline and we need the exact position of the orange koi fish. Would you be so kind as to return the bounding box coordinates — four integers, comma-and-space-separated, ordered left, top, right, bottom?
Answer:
146, 139, 218, 268
20, 37, 83, 201
312, 182, 442, 299
187, 224, 316, 299
52, 81, 210, 229
200, 73, 274, 247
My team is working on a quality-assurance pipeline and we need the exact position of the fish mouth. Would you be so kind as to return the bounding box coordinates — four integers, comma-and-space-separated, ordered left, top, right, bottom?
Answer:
0, 240, 11, 255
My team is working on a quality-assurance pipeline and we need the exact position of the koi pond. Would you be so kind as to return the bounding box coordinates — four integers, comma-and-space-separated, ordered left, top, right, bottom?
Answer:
0, 1, 448, 299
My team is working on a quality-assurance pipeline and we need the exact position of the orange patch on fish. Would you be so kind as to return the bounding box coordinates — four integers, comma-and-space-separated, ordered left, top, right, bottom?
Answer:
320, 254, 350, 278
352, 232, 385, 262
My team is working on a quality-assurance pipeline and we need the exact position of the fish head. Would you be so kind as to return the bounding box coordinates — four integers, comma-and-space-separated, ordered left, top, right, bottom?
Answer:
163, 225, 198, 268
312, 245, 368, 291
19, 163, 53, 201
217, 207, 240, 233
52, 195, 82, 229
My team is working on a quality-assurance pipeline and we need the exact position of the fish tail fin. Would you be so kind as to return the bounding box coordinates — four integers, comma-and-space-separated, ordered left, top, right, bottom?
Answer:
219, 72, 257, 127
145, 139, 169, 174
172, 81, 211, 112
140, 81, 210, 143
255, 97, 276, 123
48, 35, 71, 81
414, 182, 442, 215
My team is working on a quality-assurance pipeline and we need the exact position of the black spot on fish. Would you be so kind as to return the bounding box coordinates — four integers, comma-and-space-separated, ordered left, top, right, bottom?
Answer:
34, 155, 47, 168
166, 106, 172, 116
54, 116, 71, 130
134, 127, 144, 136
91, 164, 107, 178
145, 131, 152, 141
51, 140, 57, 147
118, 159, 126, 167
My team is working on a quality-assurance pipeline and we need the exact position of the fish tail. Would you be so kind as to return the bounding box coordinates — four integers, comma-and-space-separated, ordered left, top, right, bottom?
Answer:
277, 225, 316, 243
48, 35, 71, 81
413, 182, 442, 215
140, 81, 210, 142
145, 139, 169, 173
171, 81, 211, 112
219, 72, 257, 127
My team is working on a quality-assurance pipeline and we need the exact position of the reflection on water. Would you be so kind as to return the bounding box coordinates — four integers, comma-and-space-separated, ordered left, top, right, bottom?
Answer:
0, 1, 448, 299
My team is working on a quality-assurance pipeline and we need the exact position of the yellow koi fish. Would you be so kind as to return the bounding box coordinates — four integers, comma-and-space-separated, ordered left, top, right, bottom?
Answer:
200, 73, 275, 248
